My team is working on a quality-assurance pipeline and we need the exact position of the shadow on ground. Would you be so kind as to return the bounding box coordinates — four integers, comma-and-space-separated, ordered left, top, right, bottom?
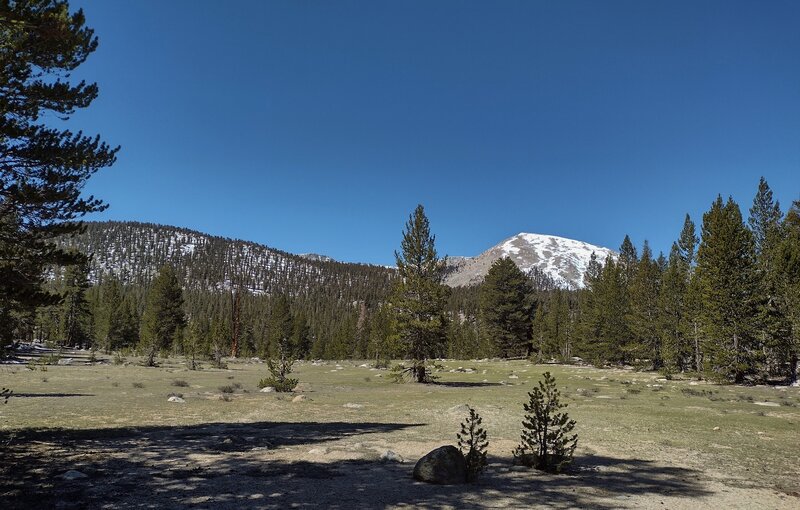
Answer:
0, 420, 712, 509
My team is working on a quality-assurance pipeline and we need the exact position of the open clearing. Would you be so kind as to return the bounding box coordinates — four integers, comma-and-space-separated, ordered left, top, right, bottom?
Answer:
1, 357, 799, 509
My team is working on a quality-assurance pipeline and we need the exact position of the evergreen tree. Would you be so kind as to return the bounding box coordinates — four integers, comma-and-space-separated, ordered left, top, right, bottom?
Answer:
628, 241, 663, 368
58, 258, 92, 347
695, 196, 757, 382
659, 244, 692, 371
140, 265, 185, 366
748, 177, 782, 258
618, 235, 638, 285
774, 200, 800, 383
0, 1, 118, 342
389, 205, 449, 382
267, 295, 293, 357
95, 276, 126, 352
479, 257, 532, 358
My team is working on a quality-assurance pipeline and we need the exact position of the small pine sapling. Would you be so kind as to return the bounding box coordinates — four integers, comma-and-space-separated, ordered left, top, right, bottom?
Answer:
259, 337, 298, 392
513, 372, 577, 473
457, 406, 488, 482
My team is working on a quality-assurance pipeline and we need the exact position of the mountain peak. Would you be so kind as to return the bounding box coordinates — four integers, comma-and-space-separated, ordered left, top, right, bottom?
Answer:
445, 232, 616, 289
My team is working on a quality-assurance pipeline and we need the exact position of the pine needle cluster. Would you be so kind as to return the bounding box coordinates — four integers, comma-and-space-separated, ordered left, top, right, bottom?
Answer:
513, 372, 577, 473
457, 406, 488, 482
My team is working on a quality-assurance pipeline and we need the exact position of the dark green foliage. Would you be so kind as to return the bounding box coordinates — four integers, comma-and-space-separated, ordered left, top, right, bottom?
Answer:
627, 242, 663, 368
513, 372, 577, 473
390, 205, 449, 383
695, 196, 757, 382
456, 406, 488, 482
57, 256, 93, 347
1, 387, 11, 404
260, 328, 297, 392
140, 265, 185, 366
0, 1, 118, 343
480, 257, 532, 358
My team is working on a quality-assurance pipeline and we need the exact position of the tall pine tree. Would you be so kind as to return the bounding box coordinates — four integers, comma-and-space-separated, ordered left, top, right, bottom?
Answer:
140, 266, 185, 366
695, 196, 757, 382
479, 257, 532, 358
0, 1, 118, 342
390, 205, 449, 382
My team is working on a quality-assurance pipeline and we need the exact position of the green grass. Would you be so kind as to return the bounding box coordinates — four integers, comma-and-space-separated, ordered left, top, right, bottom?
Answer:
1, 357, 798, 494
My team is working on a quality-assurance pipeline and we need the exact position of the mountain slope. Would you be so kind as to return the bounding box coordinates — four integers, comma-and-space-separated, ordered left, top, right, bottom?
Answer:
445, 232, 616, 289
60, 221, 395, 299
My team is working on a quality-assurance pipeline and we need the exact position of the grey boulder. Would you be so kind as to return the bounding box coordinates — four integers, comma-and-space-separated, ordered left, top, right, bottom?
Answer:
413, 445, 467, 485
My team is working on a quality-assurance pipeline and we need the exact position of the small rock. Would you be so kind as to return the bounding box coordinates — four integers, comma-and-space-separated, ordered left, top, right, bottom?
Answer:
308, 447, 328, 455
380, 450, 404, 463
754, 402, 780, 407
689, 381, 699, 386
413, 446, 467, 484
60, 470, 88, 480
260, 386, 276, 393
293, 383, 311, 392
713, 426, 720, 431
509, 375, 519, 379
292, 395, 308, 403
343, 403, 363, 409
447, 404, 471, 414
167, 396, 186, 403
57, 358, 73, 366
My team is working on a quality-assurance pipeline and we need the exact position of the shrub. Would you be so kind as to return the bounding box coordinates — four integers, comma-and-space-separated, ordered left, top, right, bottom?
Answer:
1, 387, 11, 404
218, 385, 236, 394
259, 339, 298, 392
513, 372, 577, 473
172, 379, 190, 388
388, 361, 442, 383
373, 358, 391, 369
457, 406, 488, 482
113, 352, 126, 365
132, 382, 144, 389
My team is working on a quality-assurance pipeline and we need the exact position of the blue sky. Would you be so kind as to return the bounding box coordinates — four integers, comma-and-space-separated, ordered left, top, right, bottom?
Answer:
70, 1, 800, 265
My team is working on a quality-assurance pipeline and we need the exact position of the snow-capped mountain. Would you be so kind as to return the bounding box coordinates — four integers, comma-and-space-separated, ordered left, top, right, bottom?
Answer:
445, 233, 617, 289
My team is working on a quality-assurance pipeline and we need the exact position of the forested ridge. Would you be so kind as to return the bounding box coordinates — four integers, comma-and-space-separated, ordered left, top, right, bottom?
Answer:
16, 179, 800, 385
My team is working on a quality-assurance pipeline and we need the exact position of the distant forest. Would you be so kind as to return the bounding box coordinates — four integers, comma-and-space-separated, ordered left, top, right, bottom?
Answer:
24, 178, 800, 384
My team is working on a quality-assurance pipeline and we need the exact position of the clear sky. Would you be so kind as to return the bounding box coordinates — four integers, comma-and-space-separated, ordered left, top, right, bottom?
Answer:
70, 0, 800, 265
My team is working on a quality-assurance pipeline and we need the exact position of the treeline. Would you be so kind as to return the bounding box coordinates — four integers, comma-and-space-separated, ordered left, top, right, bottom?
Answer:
24, 180, 800, 385
531, 178, 799, 383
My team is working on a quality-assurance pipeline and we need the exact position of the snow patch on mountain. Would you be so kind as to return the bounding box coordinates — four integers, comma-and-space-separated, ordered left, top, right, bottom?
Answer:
445, 232, 617, 289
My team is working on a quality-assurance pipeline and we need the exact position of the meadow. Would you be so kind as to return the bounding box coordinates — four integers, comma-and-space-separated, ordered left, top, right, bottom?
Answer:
1, 355, 798, 509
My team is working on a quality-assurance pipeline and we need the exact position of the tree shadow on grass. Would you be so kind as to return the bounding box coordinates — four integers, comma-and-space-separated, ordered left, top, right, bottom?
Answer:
10, 393, 95, 398
433, 381, 502, 388
0, 421, 713, 510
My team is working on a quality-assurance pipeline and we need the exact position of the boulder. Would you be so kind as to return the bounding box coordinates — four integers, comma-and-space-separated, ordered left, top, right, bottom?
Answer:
167, 396, 185, 403
413, 446, 467, 485
259, 386, 276, 393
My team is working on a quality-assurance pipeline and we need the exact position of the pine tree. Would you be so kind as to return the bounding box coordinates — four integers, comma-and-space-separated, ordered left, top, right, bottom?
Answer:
58, 258, 92, 347
628, 241, 663, 368
479, 257, 532, 358
695, 196, 757, 382
457, 406, 489, 482
659, 244, 692, 372
95, 276, 125, 352
748, 177, 782, 258
0, 1, 118, 342
513, 372, 577, 473
140, 266, 185, 366
774, 200, 800, 383
389, 205, 449, 383
748, 178, 790, 378
618, 235, 638, 286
